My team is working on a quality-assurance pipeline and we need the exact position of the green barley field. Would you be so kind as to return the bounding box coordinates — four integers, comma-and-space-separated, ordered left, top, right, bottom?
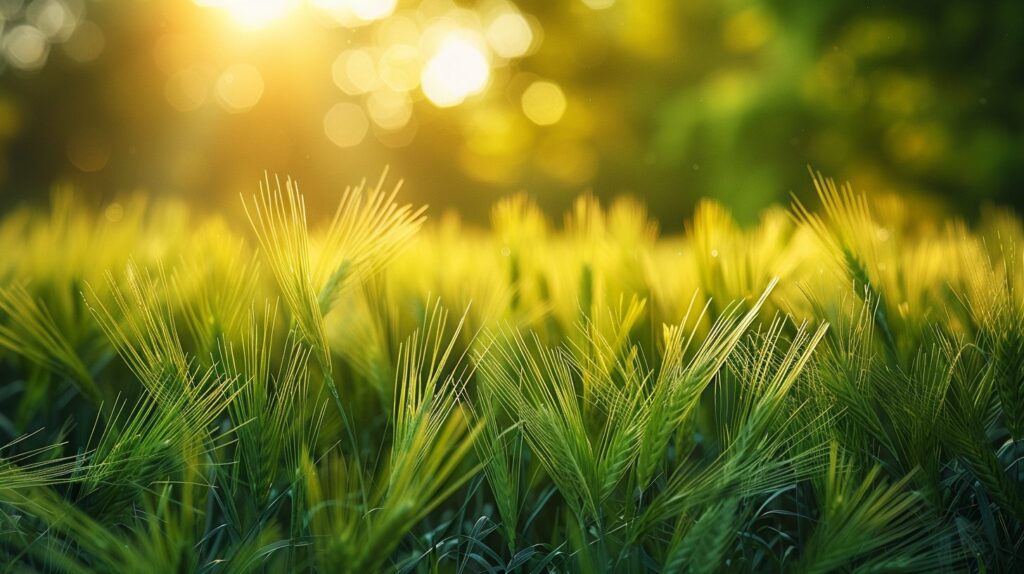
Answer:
2, 0, 1024, 571
1, 170, 1022, 571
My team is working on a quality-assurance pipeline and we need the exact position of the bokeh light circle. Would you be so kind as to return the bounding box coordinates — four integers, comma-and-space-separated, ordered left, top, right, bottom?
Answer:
332, 49, 380, 95
421, 35, 490, 108
3, 25, 50, 71
521, 81, 566, 125
486, 12, 533, 59
167, 68, 210, 112
215, 64, 265, 113
323, 101, 370, 147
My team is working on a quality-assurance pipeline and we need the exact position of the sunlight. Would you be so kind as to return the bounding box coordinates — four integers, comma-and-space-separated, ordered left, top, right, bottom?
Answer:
312, 0, 397, 27
195, 0, 297, 30
420, 34, 490, 108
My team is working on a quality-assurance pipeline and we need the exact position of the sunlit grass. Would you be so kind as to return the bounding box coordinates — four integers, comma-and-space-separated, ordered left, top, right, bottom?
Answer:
1, 171, 1022, 571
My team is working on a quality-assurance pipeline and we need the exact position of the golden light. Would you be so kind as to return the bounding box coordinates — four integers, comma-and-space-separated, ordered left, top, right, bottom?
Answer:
166, 67, 210, 112
465, 106, 531, 157
215, 64, 265, 112
62, 21, 105, 63
27, 0, 80, 42
367, 88, 412, 131
349, 0, 397, 22
421, 34, 491, 108
323, 101, 369, 147
332, 49, 381, 95
521, 81, 566, 125
379, 44, 421, 92
582, 0, 616, 9
375, 13, 419, 46
195, 0, 296, 30
485, 11, 533, 59
312, 0, 396, 27
153, 34, 201, 75
536, 136, 597, 185
3, 25, 50, 71
182, 0, 542, 151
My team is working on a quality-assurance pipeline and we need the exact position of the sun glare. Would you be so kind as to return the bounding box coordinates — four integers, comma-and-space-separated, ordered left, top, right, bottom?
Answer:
420, 35, 491, 108
186, 0, 537, 140
195, 0, 297, 30
312, 0, 397, 27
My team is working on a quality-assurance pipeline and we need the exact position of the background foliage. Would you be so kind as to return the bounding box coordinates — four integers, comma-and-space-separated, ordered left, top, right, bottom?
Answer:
1, 0, 1023, 223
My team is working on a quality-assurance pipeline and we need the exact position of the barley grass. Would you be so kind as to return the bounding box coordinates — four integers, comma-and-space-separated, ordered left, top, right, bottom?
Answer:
1, 173, 1022, 571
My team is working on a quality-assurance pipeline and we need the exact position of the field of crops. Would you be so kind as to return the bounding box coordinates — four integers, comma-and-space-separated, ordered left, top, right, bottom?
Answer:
1, 171, 1022, 572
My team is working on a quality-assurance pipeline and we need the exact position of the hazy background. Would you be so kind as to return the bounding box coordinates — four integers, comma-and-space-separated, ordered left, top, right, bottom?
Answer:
1, 0, 1022, 227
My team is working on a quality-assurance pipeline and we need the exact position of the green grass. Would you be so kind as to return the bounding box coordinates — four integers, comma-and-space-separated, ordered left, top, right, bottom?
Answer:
1, 172, 1022, 571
